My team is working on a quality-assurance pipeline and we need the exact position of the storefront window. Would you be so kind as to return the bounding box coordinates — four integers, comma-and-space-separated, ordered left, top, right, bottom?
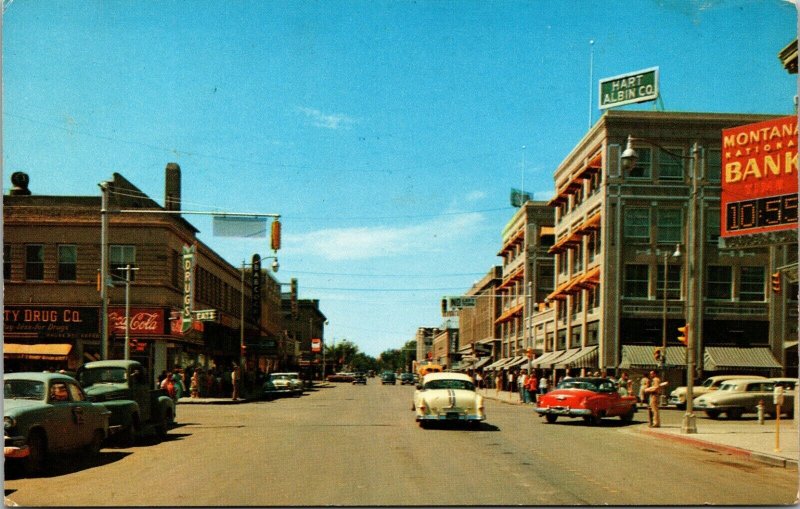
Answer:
740, 266, 765, 302
658, 148, 684, 179
706, 149, 721, 182
624, 208, 650, 241
624, 264, 648, 298
657, 209, 682, 243
707, 266, 732, 300
110, 245, 136, 282
656, 264, 681, 300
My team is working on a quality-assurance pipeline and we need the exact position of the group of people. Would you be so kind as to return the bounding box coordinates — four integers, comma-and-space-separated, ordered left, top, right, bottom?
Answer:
639, 370, 666, 428
157, 364, 242, 401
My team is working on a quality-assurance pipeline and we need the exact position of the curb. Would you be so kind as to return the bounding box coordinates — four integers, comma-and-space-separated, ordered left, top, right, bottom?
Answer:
639, 428, 798, 469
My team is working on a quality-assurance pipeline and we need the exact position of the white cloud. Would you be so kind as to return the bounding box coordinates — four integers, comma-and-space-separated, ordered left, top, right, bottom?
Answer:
286, 213, 484, 261
466, 190, 486, 202
297, 107, 356, 130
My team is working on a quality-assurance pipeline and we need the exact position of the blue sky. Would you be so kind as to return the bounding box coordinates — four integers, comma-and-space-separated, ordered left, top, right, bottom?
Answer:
3, 1, 797, 357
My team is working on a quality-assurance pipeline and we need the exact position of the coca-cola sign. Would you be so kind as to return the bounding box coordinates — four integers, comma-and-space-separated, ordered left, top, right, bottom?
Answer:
108, 308, 166, 335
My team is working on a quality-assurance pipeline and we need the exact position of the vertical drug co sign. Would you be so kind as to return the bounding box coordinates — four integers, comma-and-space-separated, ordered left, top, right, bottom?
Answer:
181, 244, 197, 333
721, 115, 798, 237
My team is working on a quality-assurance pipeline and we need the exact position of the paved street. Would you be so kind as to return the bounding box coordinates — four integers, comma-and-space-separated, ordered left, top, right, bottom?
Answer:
5, 382, 798, 506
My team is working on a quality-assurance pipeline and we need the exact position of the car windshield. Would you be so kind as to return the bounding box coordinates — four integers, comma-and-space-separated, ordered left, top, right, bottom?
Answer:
78, 367, 128, 386
5, 379, 46, 400
423, 379, 475, 391
718, 383, 737, 391
701, 378, 715, 388
271, 374, 290, 380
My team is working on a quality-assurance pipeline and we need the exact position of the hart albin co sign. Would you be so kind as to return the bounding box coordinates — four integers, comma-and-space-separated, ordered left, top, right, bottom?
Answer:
599, 67, 659, 109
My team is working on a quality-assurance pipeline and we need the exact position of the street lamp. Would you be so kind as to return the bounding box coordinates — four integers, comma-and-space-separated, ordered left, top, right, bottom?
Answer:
621, 135, 700, 434
660, 244, 681, 406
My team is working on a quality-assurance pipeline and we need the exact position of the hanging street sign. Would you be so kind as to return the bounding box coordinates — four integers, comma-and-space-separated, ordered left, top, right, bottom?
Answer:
599, 67, 659, 109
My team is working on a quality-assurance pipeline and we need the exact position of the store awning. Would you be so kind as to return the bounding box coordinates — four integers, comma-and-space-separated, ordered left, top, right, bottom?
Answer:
703, 347, 782, 371
531, 350, 564, 367
4, 343, 73, 361
619, 345, 687, 369
495, 303, 523, 324
556, 346, 599, 369
474, 357, 492, 370
504, 356, 530, 369
553, 348, 582, 368
484, 358, 509, 370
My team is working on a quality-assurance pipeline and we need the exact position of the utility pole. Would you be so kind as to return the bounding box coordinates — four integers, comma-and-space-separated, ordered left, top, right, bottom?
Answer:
117, 265, 139, 360
99, 182, 110, 360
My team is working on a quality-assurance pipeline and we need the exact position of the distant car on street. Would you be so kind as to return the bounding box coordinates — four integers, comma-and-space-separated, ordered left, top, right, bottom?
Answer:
399, 373, 414, 385
534, 377, 637, 425
693, 378, 795, 420
669, 374, 765, 410
327, 372, 356, 383
413, 372, 485, 428
381, 372, 396, 385
352, 373, 367, 385
4, 372, 111, 474
263, 372, 303, 398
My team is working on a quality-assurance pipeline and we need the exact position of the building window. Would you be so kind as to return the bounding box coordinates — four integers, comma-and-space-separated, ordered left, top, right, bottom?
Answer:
706, 209, 720, 243
57, 245, 77, 281
740, 266, 765, 302
707, 266, 732, 300
657, 209, 682, 243
25, 245, 44, 281
4, 244, 11, 280
624, 264, 649, 298
706, 149, 721, 182
656, 264, 681, 300
624, 208, 650, 240
658, 148, 684, 179
628, 147, 652, 178
110, 245, 136, 282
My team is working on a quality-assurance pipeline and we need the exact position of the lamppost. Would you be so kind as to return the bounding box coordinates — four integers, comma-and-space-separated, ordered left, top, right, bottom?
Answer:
660, 244, 681, 406
621, 135, 700, 434
116, 265, 139, 360
239, 255, 279, 379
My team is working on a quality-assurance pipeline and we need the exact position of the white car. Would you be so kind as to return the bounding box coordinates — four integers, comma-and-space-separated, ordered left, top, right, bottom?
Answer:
412, 372, 485, 428
668, 375, 765, 409
262, 372, 303, 398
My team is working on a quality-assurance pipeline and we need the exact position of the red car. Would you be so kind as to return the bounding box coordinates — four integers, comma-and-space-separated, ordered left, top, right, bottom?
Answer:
534, 377, 637, 425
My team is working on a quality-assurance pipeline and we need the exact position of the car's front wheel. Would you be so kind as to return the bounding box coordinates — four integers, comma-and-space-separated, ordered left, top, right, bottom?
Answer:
545, 414, 558, 424
705, 409, 721, 419
726, 408, 743, 420
85, 429, 105, 456
620, 408, 635, 423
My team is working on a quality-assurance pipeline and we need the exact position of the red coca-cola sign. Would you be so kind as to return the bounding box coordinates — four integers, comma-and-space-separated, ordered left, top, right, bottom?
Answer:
108, 308, 166, 335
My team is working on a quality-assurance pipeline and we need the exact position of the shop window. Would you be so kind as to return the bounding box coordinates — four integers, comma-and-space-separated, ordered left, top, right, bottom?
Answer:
658, 148, 684, 179
739, 266, 765, 302
656, 264, 681, 300
707, 266, 732, 300
657, 209, 682, 243
624, 208, 650, 241
4, 244, 11, 280
624, 264, 648, 298
110, 245, 136, 282
25, 244, 44, 281
627, 147, 652, 178
57, 245, 77, 281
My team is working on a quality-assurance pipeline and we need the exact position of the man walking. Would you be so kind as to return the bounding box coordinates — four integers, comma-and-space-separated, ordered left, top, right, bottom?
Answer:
645, 370, 663, 427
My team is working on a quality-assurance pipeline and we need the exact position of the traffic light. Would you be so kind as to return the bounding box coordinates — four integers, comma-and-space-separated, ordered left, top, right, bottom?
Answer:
677, 324, 689, 345
441, 298, 447, 315
772, 272, 782, 293
653, 347, 664, 363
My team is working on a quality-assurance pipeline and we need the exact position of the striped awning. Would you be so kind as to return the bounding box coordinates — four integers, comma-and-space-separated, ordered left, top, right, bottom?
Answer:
531, 350, 565, 367
703, 347, 781, 371
619, 345, 687, 369
553, 348, 581, 368
474, 357, 492, 369
484, 358, 510, 370
556, 346, 599, 369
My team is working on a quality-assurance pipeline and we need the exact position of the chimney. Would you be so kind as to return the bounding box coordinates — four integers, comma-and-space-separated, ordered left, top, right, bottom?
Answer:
165, 163, 181, 211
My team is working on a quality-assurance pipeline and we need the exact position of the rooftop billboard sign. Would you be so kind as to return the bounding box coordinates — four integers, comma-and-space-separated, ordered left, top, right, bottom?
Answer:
598, 67, 659, 109
721, 115, 798, 237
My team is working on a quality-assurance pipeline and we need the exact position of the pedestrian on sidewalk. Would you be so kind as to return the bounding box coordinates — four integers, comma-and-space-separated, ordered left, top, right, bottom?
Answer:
645, 370, 663, 427
475, 371, 483, 389
495, 370, 503, 395
539, 374, 549, 395
639, 373, 650, 407
518, 371, 528, 403
190, 371, 200, 399
231, 363, 241, 401
526, 372, 538, 404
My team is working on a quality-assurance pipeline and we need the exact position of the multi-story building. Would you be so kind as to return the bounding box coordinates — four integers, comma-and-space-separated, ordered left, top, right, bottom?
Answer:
430, 317, 459, 368
414, 326, 440, 364
282, 296, 326, 378
3, 166, 293, 386
531, 110, 795, 385
455, 266, 501, 371
485, 201, 554, 372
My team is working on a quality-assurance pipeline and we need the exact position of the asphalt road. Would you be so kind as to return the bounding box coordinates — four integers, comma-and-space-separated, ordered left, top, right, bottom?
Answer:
4, 381, 798, 506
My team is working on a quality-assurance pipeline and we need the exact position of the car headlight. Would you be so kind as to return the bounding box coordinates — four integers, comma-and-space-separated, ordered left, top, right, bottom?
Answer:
4, 416, 16, 431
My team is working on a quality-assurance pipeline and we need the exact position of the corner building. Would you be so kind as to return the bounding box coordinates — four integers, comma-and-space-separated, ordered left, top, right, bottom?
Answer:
532, 110, 795, 385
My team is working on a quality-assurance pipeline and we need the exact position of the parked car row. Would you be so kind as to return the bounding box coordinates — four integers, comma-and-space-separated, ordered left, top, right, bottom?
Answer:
5, 361, 177, 476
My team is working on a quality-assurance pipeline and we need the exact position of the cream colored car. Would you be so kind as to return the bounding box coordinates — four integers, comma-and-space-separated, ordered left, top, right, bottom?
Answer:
413, 372, 485, 428
668, 375, 766, 409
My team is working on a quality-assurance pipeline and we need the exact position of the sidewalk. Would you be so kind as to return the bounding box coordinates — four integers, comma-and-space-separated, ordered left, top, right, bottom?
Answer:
479, 388, 799, 468
176, 382, 332, 405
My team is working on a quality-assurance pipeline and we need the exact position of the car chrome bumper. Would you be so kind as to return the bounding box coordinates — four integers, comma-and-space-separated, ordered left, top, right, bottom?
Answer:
417, 413, 485, 421
4, 435, 30, 459
534, 407, 592, 417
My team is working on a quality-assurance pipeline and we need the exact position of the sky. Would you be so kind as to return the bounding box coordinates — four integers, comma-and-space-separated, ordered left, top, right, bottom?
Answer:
2, 1, 797, 357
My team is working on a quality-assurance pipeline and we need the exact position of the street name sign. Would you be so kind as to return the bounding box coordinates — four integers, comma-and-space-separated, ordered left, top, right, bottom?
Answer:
599, 67, 659, 109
